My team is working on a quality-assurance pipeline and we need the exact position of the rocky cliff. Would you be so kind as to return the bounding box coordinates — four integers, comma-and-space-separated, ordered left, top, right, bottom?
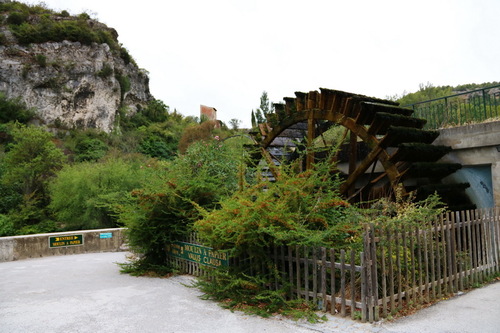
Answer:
0, 3, 152, 133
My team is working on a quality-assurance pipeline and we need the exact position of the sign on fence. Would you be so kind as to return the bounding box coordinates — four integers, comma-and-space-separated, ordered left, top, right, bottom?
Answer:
166, 241, 228, 268
49, 234, 84, 248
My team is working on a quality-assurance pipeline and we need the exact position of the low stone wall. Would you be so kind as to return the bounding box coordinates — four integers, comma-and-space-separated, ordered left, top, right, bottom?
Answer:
0, 228, 127, 262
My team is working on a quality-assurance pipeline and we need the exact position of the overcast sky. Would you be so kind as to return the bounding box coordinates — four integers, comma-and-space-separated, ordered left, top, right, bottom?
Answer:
26, 0, 500, 128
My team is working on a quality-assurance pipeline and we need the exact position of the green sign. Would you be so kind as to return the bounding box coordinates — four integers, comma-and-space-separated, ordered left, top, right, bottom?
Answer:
166, 241, 228, 268
49, 234, 84, 248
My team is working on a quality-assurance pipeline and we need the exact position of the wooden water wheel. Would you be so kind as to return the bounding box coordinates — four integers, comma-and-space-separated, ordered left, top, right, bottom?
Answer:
248, 88, 472, 209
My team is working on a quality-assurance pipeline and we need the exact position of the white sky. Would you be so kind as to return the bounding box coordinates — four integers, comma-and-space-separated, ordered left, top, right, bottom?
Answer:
25, 0, 500, 128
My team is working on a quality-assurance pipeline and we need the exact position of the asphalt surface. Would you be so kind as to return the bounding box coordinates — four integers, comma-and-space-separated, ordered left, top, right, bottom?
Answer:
0, 252, 499, 333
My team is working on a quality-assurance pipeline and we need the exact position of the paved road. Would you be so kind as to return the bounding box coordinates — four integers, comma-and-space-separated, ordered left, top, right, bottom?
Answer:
0, 252, 499, 333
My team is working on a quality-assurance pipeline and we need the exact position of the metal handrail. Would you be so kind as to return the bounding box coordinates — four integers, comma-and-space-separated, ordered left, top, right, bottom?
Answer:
403, 85, 500, 129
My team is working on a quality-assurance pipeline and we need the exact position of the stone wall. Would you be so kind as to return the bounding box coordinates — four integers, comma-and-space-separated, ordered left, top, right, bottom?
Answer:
0, 228, 127, 262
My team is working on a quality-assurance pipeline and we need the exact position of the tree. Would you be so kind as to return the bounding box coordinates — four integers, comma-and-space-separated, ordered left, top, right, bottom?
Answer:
49, 157, 154, 230
252, 91, 274, 125
258, 91, 272, 119
2, 125, 66, 199
229, 118, 241, 131
0, 125, 67, 232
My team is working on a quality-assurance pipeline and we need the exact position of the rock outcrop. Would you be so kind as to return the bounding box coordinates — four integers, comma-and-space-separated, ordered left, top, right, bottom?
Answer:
0, 8, 152, 133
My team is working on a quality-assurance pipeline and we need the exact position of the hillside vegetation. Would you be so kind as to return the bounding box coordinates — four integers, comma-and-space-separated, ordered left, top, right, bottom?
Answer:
390, 81, 500, 106
0, 2, 242, 237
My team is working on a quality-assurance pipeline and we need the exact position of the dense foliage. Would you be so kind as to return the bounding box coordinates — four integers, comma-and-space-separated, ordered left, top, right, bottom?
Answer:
389, 81, 500, 106
118, 138, 242, 271
0, 1, 123, 55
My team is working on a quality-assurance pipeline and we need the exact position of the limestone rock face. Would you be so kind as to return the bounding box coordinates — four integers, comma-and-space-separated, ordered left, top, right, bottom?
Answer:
0, 40, 152, 133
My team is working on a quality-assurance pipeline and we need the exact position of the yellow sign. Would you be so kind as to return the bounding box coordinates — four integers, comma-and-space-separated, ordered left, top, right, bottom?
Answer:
49, 234, 84, 248
166, 241, 228, 267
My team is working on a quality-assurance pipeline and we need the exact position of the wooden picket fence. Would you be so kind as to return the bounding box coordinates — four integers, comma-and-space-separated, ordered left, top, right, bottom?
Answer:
167, 208, 500, 322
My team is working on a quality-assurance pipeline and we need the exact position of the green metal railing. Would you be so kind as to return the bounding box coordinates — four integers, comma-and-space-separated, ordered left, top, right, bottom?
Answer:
405, 85, 500, 129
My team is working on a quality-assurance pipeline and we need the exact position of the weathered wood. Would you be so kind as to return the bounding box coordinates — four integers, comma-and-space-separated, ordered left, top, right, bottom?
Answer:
350, 250, 356, 319
288, 246, 294, 297
304, 246, 309, 302
330, 249, 336, 315
386, 229, 395, 313
409, 227, 417, 304
360, 251, 367, 322
313, 247, 318, 305
416, 226, 423, 304
320, 248, 327, 312
381, 246, 387, 317
295, 245, 301, 298
395, 228, 403, 306
340, 249, 346, 317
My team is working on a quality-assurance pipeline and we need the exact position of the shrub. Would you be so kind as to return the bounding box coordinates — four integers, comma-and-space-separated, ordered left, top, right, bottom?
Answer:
0, 93, 35, 123
0, 214, 15, 236
115, 73, 131, 100
97, 63, 113, 78
119, 46, 132, 65
74, 138, 108, 162
0, 33, 7, 45
119, 139, 240, 269
49, 157, 155, 230
6, 11, 28, 25
35, 54, 47, 67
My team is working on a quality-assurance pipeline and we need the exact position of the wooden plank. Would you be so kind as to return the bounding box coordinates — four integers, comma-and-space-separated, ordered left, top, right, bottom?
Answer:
340, 249, 346, 317
401, 226, 410, 300
387, 229, 395, 314
435, 218, 442, 298
423, 229, 430, 303
381, 246, 387, 318
304, 246, 309, 302
370, 224, 379, 321
273, 245, 279, 290
360, 251, 367, 322
313, 247, 318, 305
295, 245, 301, 298
416, 226, 423, 303
321, 247, 327, 312
409, 227, 416, 304
350, 250, 356, 319
466, 210, 475, 287
330, 249, 336, 315
447, 212, 455, 293
288, 246, 294, 297
458, 211, 466, 289
471, 210, 479, 284
441, 215, 450, 295
395, 228, 403, 306
493, 208, 500, 275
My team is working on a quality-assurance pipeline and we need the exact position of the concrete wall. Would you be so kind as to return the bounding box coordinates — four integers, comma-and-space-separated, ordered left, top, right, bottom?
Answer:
0, 228, 127, 262
434, 121, 500, 208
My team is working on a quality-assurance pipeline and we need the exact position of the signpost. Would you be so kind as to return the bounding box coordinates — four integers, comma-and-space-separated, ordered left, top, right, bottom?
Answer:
49, 234, 84, 248
166, 241, 228, 268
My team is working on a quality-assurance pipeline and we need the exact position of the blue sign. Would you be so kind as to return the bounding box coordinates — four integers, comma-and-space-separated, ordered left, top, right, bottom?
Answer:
100, 232, 113, 239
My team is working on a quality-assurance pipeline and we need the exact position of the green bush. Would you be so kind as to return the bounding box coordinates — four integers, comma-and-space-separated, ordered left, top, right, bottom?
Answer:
0, 33, 7, 45
119, 139, 240, 269
6, 11, 28, 25
74, 138, 108, 162
97, 64, 113, 78
115, 73, 131, 100
35, 54, 47, 67
0, 214, 15, 236
49, 157, 155, 230
0, 92, 35, 123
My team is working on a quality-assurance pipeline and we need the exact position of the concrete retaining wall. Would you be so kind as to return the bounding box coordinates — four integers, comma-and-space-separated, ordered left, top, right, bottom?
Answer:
0, 228, 127, 262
